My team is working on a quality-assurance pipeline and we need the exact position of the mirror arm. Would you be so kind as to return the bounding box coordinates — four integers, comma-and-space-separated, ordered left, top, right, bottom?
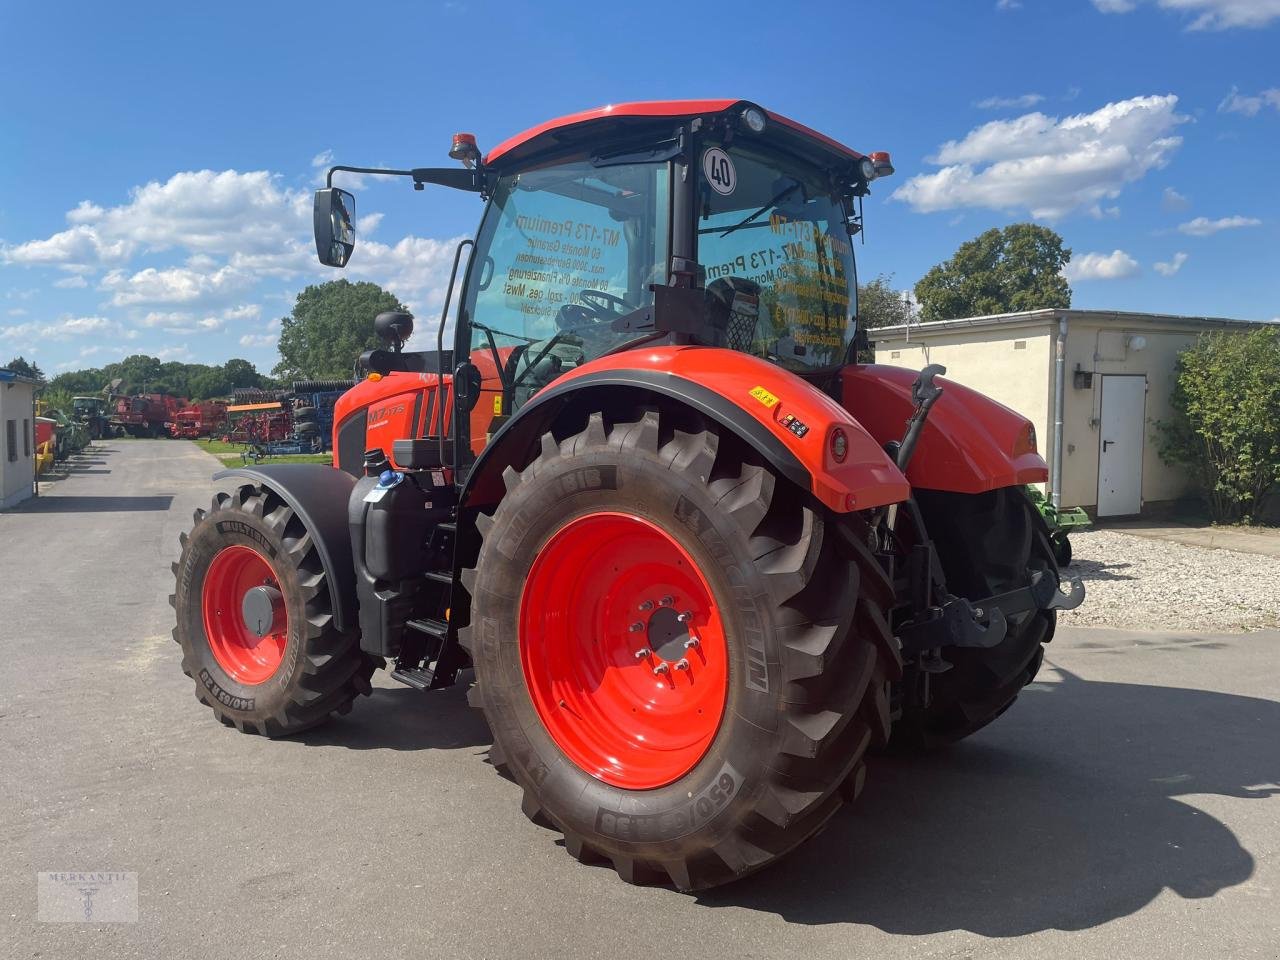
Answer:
324, 165, 485, 193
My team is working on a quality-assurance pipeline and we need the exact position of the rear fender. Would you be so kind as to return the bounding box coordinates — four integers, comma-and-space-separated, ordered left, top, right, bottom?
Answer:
213, 464, 358, 633
841, 364, 1048, 494
462, 346, 909, 513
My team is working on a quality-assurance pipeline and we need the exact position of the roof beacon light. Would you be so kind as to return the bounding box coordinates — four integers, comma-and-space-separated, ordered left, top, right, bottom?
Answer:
450, 132, 481, 168
870, 151, 895, 178
741, 106, 767, 134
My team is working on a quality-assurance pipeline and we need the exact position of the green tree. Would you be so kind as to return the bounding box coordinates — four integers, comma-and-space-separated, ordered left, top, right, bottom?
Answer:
274, 280, 406, 381
1157, 327, 1280, 523
4, 356, 44, 380
858, 274, 915, 331
914, 223, 1072, 322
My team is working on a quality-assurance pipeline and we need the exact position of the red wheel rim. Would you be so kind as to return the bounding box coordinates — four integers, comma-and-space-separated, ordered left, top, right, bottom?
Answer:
519, 512, 728, 790
201, 545, 288, 685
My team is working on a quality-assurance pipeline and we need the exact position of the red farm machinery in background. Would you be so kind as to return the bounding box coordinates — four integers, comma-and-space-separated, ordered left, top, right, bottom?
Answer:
171, 100, 1085, 891
109, 392, 187, 438
169, 401, 229, 439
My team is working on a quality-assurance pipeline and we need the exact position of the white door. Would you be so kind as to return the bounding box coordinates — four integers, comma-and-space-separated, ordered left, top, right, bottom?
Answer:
1097, 375, 1146, 517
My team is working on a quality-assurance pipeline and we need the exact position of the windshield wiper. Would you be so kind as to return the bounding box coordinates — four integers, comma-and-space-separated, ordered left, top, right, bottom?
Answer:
718, 182, 801, 238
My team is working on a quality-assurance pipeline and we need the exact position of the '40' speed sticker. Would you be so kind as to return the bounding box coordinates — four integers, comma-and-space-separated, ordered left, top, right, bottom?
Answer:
703, 147, 736, 196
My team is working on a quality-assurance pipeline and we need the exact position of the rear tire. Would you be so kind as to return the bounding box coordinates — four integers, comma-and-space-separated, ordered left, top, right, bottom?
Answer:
171, 483, 377, 735
893, 486, 1056, 750
460, 407, 900, 891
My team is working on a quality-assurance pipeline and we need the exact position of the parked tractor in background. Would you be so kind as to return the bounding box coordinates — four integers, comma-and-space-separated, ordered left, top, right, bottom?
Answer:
72, 395, 111, 440
172, 100, 1084, 891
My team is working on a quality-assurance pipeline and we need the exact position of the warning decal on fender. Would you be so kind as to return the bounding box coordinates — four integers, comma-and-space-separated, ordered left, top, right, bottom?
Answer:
749, 385, 779, 408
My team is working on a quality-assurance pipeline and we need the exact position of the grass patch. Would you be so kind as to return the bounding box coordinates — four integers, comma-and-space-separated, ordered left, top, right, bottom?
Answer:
196, 439, 332, 468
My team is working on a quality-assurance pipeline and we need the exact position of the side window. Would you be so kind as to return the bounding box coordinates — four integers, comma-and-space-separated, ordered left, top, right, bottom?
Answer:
6, 419, 16, 462
23, 419, 31, 457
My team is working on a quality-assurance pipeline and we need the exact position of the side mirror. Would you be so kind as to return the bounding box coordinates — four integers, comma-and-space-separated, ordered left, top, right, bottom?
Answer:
314, 188, 357, 266
374, 311, 414, 351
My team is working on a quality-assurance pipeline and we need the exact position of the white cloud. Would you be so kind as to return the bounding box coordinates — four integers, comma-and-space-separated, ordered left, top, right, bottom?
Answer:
1178, 214, 1262, 235
975, 93, 1045, 110
154, 345, 194, 361
1092, 0, 1280, 29
1154, 251, 1189, 275
0, 315, 135, 343
1161, 186, 1190, 211
1218, 86, 1280, 116
894, 95, 1187, 219
1, 170, 309, 274
239, 333, 278, 348
343, 234, 470, 315
1064, 249, 1141, 281
222, 303, 262, 322
99, 263, 251, 307
996, 0, 1022, 9
7, 308, 27, 317
53, 275, 88, 289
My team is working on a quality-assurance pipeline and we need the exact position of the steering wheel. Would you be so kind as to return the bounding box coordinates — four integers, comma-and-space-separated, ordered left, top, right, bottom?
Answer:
579, 288, 630, 319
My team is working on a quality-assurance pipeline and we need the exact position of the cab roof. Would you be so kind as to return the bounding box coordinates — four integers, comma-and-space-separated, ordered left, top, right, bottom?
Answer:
484, 99, 866, 168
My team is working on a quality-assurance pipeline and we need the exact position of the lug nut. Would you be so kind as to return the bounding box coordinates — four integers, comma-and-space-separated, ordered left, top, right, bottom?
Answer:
634, 648, 652, 659
684, 637, 700, 649
659, 595, 674, 607
677, 611, 693, 623
674, 658, 690, 671
652, 662, 670, 676
629, 622, 644, 633
638, 600, 654, 612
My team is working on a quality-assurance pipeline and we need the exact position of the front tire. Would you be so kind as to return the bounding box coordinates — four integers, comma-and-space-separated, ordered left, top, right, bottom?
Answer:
460, 408, 899, 890
171, 483, 377, 735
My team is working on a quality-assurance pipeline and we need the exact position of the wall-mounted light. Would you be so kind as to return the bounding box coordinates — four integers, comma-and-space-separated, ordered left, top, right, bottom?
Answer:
1125, 334, 1148, 352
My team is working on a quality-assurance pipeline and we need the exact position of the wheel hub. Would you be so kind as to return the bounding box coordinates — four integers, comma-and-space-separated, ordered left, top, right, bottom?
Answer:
241, 585, 284, 638
519, 512, 728, 790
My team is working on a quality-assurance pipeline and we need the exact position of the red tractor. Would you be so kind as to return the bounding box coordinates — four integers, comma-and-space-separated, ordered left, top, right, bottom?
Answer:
172, 100, 1083, 890
112, 392, 186, 437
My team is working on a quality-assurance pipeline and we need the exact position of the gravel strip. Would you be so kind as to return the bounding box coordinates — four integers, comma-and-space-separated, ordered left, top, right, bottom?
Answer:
1057, 528, 1280, 632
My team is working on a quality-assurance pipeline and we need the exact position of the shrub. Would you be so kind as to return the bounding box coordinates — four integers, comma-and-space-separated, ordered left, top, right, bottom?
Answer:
1158, 327, 1280, 523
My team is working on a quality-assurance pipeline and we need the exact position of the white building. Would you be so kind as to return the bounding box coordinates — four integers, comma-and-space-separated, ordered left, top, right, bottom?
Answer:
0, 368, 38, 510
872, 309, 1267, 517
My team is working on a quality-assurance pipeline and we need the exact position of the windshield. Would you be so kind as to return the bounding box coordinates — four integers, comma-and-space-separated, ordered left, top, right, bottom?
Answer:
695, 143, 857, 371
462, 158, 670, 411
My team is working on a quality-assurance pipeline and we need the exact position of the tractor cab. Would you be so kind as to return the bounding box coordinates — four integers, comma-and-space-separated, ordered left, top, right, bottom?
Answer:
314, 100, 894, 474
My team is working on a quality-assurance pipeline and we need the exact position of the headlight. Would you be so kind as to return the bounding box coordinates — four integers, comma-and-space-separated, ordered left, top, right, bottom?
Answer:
859, 157, 878, 181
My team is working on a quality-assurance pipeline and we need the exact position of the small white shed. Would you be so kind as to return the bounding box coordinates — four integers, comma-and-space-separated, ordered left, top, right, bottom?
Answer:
871, 309, 1267, 517
0, 368, 38, 510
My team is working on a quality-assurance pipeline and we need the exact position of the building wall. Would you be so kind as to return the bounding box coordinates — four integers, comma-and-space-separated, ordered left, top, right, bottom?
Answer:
873, 320, 1055, 480
1058, 320, 1201, 510
1, 380, 36, 509
873, 313, 1221, 514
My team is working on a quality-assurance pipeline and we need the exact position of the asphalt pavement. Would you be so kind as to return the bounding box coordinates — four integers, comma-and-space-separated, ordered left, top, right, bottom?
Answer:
2, 440, 1277, 959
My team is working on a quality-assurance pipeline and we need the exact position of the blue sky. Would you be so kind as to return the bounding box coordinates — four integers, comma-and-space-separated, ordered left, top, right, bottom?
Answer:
2, 0, 1277, 375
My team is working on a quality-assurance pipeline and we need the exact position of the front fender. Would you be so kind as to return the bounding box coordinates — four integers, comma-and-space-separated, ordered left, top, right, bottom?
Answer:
841, 364, 1048, 494
464, 346, 909, 513
213, 464, 358, 633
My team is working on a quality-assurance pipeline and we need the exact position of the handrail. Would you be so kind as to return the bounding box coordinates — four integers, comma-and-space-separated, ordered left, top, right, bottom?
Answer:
437, 239, 474, 470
